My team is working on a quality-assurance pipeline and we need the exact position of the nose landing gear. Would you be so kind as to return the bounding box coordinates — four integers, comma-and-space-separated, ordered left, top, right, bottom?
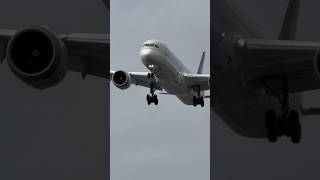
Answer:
147, 94, 158, 105
146, 83, 158, 105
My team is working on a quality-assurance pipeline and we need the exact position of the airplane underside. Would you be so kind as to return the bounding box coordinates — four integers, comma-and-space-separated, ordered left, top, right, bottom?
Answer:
212, 71, 303, 143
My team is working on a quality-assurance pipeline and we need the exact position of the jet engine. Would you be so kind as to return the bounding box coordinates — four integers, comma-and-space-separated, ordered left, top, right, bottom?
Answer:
112, 70, 131, 90
6, 26, 68, 89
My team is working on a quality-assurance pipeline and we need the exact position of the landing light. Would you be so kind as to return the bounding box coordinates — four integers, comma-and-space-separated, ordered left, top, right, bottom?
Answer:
148, 64, 155, 69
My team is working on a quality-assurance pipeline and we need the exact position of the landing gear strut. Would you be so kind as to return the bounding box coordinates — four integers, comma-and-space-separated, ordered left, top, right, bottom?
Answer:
193, 86, 204, 107
264, 75, 302, 143
146, 83, 158, 105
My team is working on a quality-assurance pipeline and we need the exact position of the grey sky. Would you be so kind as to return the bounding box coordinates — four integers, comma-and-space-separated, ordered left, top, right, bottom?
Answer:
213, 0, 320, 179
110, 1, 209, 180
0, 1, 108, 179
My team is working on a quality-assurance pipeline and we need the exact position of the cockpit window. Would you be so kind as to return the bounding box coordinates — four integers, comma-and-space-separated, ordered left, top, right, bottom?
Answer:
143, 43, 159, 48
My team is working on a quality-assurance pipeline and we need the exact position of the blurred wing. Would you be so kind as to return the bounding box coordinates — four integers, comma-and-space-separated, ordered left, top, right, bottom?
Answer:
242, 38, 320, 93
184, 73, 210, 91
61, 33, 109, 79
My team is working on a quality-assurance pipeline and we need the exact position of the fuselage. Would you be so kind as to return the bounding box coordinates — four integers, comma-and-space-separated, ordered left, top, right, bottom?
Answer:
139, 39, 201, 105
212, 0, 301, 138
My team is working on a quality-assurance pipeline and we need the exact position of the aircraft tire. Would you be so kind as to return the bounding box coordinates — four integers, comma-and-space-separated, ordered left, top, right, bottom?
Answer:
147, 94, 151, 105
193, 96, 197, 106
265, 109, 278, 142
154, 95, 158, 105
200, 97, 204, 107
288, 110, 301, 144
268, 133, 278, 143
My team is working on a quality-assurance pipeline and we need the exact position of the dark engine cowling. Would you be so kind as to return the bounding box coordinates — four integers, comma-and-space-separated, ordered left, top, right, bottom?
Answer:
6, 26, 68, 89
112, 70, 131, 90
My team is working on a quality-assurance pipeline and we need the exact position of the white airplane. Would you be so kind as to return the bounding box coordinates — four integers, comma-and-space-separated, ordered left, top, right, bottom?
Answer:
111, 39, 210, 107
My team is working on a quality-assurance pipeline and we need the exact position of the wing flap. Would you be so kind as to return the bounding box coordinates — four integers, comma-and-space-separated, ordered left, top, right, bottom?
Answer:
62, 33, 110, 79
242, 38, 320, 92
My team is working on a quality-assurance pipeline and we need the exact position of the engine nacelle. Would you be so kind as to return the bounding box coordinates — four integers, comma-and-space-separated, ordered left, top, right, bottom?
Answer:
112, 70, 131, 90
6, 26, 68, 89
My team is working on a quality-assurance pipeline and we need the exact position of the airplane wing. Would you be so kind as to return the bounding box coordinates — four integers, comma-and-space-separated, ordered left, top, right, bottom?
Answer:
183, 73, 210, 91
0, 29, 109, 79
61, 33, 109, 79
238, 38, 320, 93
110, 71, 162, 90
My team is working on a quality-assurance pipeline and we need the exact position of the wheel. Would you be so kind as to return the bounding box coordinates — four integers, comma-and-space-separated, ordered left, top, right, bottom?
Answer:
147, 73, 151, 78
268, 132, 278, 142
200, 97, 204, 107
291, 123, 301, 144
265, 109, 277, 131
154, 96, 158, 105
150, 73, 154, 78
288, 110, 301, 144
265, 109, 278, 142
193, 96, 197, 106
146, 95, 151, 105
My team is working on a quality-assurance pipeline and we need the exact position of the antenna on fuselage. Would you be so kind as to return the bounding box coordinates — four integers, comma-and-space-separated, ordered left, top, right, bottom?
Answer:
197, 51, 206, 74
279, 0, 301, 40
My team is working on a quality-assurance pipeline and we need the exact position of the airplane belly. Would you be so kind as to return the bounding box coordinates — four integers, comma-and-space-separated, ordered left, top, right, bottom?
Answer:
212, 72, 282, 138
155, 56, 191, 95
213, 94, 280, 138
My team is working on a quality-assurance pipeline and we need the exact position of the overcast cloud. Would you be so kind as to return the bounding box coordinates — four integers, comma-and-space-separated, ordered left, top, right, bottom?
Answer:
110, 1, 210, 180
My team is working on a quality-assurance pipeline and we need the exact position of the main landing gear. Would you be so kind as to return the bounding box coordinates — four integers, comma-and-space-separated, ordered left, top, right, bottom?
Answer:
265, 109, 301, 143
147, 72, 154, 78
193, 85, 204, 107
146, 75, 158, 105
264, 75, 301, 143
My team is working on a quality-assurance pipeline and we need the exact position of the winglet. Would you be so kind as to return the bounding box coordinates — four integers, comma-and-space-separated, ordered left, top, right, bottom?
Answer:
197, 51, 206, 74
279, 0, 301, 40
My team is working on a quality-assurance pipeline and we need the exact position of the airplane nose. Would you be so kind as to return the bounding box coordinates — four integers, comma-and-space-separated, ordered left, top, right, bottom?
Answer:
140, 48, 163, 66
140, 48, 152, 58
